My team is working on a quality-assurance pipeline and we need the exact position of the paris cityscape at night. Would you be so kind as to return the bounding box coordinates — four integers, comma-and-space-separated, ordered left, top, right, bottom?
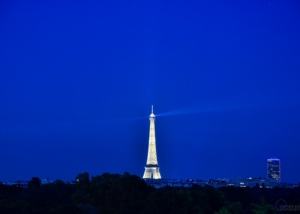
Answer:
1, 0, 300, 213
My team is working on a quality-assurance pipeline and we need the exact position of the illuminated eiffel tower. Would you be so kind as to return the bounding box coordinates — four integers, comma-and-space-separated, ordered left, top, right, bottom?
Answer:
143, 105, 161, 179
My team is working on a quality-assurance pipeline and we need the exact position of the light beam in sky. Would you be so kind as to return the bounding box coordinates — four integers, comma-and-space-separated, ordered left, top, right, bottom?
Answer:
155, 96, 288, 117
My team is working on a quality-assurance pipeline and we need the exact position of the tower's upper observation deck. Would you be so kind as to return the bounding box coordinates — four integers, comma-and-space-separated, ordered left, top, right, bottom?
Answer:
149, 105, 155, 119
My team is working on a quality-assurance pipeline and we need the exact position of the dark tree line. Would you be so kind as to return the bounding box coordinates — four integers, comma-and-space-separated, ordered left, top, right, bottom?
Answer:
0, 172, 299, 213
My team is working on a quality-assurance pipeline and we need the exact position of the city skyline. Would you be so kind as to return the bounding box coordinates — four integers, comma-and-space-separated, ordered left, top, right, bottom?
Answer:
1, 1, 300, 183
0, 105, 295, 183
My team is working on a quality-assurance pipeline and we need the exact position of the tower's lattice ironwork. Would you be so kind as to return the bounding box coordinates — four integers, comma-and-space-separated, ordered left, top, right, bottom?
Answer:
143, 105, 161, 179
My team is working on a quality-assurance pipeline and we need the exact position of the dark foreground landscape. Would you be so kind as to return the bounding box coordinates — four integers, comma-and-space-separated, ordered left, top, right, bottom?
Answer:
1, 173, 299, 214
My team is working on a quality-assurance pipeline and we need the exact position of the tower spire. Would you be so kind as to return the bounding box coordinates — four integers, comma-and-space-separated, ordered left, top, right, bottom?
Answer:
143, 105, 161, 179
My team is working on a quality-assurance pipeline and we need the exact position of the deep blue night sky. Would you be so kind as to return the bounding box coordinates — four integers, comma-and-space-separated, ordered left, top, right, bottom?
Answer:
1, 1, 300, 182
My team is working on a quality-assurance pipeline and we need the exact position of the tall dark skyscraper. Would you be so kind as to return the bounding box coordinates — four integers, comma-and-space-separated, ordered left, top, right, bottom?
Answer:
267, 158, 280, 182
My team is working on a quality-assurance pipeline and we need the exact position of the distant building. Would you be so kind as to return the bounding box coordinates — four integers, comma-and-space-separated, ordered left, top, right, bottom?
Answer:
226, 177, 278, 188
267, 158, 280, 182
5, 180, 28, 188
41, 178, 53, 185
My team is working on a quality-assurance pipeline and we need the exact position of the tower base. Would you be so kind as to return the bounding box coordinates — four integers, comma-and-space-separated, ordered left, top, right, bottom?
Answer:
143, 166, 161, 179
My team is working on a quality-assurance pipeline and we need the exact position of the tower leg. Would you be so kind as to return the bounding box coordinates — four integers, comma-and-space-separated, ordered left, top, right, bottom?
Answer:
143, 166, 161, 179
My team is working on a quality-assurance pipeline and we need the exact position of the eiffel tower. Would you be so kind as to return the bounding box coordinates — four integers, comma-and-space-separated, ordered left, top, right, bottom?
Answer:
143, 105, 161, 179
